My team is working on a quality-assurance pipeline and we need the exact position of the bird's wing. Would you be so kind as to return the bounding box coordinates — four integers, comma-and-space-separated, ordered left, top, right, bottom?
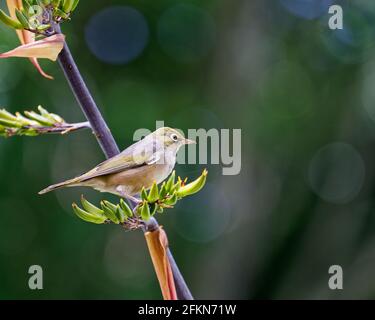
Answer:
78, 138, 161, 181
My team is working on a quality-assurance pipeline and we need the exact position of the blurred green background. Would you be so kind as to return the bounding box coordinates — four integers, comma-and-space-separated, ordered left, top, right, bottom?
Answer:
1, 0, 375, 299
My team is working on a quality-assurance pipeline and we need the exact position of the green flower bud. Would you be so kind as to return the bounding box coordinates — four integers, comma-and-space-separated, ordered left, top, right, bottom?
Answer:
140, 202, 151, 221
159, 182, 168, 199
101, 201, 120, 224
115, 207, 126, 223
35, 0, 46, 9
48, 113, 65, 124
170, 179, 182, 194
0, 9, 23, 29
164, 192, 178, 206
0, 109, 18, 121
156, 206, 164, 214
15, 9, 30, 29
165, 170, 175, 193
53, 7, 70, 19
15, 112, 39, 126
149, 203, 158, 216
148, 182, 159, 203
71, 0, 80, 12
0, 118, 22, 128
37, 106, 59, 123
24, 111, 54, 126
102, 200, 118, 212
72, 203, 107, 224
120, 199, 133, 218
22, 0, 32, 12
36, 24, 51, 31
62, 0, 74, 12
176, 169, 208, 198
141, 187, 148, 201
51, 0, 61, 7
80, 195, 105, 217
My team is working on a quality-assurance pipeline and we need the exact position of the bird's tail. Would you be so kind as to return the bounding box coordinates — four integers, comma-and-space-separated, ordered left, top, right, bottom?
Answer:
38, 177, 80, 195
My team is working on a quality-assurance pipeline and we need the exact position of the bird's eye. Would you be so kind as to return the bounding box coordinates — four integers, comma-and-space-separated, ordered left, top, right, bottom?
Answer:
171, 134, 178, 141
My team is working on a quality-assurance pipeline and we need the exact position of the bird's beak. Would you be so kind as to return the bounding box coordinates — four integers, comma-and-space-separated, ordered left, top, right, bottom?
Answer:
184, 138, 196, 145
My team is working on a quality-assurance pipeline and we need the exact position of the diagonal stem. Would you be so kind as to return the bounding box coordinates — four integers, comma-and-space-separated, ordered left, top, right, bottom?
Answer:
32, 121, 91, 134
56, 27, 193, 300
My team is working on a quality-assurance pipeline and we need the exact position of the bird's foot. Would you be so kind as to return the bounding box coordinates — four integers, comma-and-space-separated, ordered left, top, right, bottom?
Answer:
116, 186, 141, 205
122, 217, 145, 231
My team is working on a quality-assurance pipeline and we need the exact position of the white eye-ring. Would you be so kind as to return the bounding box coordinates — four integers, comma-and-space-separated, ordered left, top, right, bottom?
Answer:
171, 133, 178, 141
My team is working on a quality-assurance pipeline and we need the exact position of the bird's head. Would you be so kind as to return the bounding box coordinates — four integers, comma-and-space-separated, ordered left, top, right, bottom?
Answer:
153, 127, 195, 152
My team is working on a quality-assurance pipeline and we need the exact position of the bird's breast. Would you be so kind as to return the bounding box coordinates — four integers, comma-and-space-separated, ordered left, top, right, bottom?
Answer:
104, 162, 175, 195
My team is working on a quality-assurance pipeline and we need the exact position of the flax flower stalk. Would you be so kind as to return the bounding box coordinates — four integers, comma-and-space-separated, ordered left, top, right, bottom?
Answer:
1, 0, 65, 79
145, 227, 177, 300
56, 23, 193, 299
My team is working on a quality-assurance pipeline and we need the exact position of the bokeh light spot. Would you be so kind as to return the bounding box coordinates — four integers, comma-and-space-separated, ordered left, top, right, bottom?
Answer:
280, 0, 333, 20
173, 183, 231, 243
308, 143, 365, 204
361, 59, 375, 124
319, 3, 375, 64
85, 6, 149, 64
157, 4, 216, 63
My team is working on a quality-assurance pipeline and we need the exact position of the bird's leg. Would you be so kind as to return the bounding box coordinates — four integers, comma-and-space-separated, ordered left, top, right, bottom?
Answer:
116, 186, 142, 204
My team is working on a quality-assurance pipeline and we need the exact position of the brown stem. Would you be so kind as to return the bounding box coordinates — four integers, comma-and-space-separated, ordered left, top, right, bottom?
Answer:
30, 121, 91, 134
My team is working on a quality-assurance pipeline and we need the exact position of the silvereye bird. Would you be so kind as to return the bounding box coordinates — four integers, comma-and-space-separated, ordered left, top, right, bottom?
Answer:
39, 127, 195, 201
